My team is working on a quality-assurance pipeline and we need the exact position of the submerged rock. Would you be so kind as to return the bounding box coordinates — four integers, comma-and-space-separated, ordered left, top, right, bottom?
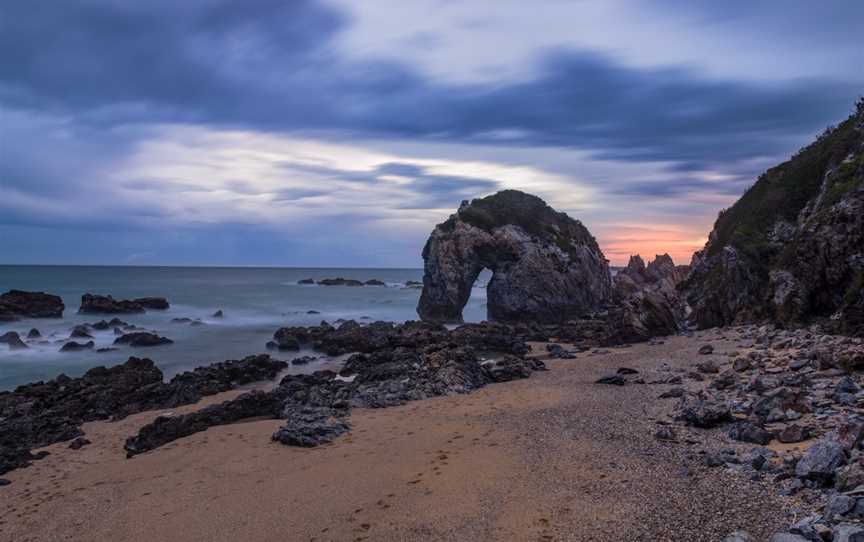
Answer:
0, 331, 28, 350
60, 340, 94, 352
417, 190, 611, 323
113, 332, 173, 347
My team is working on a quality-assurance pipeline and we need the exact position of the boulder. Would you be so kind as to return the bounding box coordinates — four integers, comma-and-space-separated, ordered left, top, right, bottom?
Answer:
417, 190, 611, 323
0, 331, 28, 350
317, 278, 363, 286
271, 406, 350, 447
795, 439, 846, 484
60, 340, 94, 352
364, 279, 386, 286
26, 328, 41, 339
0, 290, 65, 320
834, 523, 864, 542
728, 421, 773, 445
676, 395, 733, 428
114, 332, 173, 347
721, 532, 754, 542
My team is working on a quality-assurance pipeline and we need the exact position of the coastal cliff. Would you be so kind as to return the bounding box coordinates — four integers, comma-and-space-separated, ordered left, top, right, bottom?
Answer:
682, 100, 864, 336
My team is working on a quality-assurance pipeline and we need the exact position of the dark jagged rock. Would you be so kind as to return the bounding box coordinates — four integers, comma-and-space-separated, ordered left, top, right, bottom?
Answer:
0, 331, 28, 350
212, 310, 224, 318
0, 355, 287, 474
795, 439, 846, 484
128, 321, 547, 455
68, 437, 91, 450
70, 325, 93, 338
317, 278, 363, 286
417, 190, 611, 323
26, 328, 41, 339
675, 394, 733, 428
79, 294, 145, 314
60, 340, 94, 352
134, 297, 169, 310
728, 421, 773, 445
113, 332, 173, 347
0, 290, 65, 320
271, 406, 351, 447
124, 390, 284, 456
298, 278, 315, 284
364, 279, 386, 286
606, 254, 687, 343
682, 101, 864, 336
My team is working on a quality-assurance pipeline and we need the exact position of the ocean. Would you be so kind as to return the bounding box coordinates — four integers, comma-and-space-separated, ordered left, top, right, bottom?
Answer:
0, 265, 490, 390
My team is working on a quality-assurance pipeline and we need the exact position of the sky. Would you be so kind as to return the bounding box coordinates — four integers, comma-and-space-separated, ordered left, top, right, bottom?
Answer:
1, 1, 862, 267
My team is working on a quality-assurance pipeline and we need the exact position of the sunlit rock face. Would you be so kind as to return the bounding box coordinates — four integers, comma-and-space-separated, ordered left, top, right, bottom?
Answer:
417, 190, 612, 323
682, 102, 864, 336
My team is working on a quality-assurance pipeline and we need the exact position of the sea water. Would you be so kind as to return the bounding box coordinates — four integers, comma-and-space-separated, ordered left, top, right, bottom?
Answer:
0, 266, 490, 390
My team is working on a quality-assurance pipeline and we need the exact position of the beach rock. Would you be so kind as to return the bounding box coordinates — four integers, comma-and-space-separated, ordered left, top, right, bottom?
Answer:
728, 421, 773, 445
698, 344, 714, 355
60, 340, 94, 352
0, 478, 10, 486
482, 355, 544, 383
0, 290, 65, 320
79, 293, 145, 314
795, 439, 846, 484
124, 390, 284, 456
722, 532, 754, 542
417, 190, 611, 323
364, 279, 386, 286
212, 310, 224, 318
26, 328, 41, 339
0, 331, 28, 350
113, 332, 173, 347
298, 278, 315, 284
271, 406, 350, 447
778, 424, 810, 444
676, 395, 733, 428
596, 374, 627, 386
68, 437, 91, 450
546, 343, 575, 359
834, 523, 864, 542
291, 356, 317, 366
767, 534, 810, 542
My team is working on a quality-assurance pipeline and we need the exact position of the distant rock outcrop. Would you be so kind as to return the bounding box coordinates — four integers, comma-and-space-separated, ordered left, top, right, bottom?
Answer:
607, 254, 688, 343
417, 190, 612, 323
682, 100, 864, 336
79, 294, 169, 314
0, 290, 65, 321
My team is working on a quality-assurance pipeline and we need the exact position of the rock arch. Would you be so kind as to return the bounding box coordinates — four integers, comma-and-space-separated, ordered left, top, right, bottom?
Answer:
417, 190, 612, 323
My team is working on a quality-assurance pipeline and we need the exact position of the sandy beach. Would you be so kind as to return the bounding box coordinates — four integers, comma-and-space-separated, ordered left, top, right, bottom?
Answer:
1, 330, 803, 542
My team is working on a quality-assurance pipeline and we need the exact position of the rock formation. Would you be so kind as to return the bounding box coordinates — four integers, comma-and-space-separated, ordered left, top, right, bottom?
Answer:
607, 254, 688, 343
78, 293, 170, 314
0, 290, 64, 321
0, 355, 287, 475
682, 100, 864, 336
417, 190, 612, 323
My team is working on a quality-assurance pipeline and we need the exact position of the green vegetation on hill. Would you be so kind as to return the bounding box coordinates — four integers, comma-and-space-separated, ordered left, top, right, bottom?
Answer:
708, 99, 863, 260
438, 190, 600, 260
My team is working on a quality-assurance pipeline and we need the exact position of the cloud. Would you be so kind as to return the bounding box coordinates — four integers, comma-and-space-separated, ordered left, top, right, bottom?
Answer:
1, 0, 861, 266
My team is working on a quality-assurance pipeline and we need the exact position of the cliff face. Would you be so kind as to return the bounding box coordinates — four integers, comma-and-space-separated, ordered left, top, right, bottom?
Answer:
683, 101, 864, 336
417, 190, 612, 323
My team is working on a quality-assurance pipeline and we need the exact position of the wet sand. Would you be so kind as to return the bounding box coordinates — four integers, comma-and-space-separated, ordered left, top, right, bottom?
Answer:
1, 331, 801, 541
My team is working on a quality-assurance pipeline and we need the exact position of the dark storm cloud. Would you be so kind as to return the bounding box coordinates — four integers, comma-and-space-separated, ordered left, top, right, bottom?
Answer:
1, 0, 859, 171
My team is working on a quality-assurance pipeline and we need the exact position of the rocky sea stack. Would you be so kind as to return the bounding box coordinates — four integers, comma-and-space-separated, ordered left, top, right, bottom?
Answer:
0, 290, 65, 321
682, 100, 864, 336
417, 190, 611, 323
